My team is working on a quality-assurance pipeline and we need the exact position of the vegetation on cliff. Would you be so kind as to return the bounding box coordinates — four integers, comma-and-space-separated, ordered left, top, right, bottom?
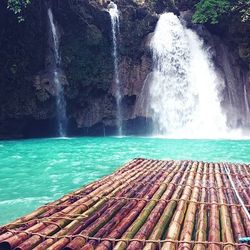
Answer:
7, 0, 31, 21
193, 0, 250, 23
8, 0, 250, 24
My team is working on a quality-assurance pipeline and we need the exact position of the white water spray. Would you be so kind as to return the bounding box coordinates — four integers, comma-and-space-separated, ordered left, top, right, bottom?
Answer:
149, 13, 231, 139
244, 84, 250, 124
108, 2, 123, 136
48, 8, 67, 137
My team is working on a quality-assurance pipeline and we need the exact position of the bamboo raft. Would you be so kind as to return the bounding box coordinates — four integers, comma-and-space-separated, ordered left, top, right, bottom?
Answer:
0, 158, 249, 250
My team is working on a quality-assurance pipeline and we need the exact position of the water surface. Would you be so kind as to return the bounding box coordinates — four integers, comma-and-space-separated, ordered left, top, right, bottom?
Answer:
0, 137, 250, 225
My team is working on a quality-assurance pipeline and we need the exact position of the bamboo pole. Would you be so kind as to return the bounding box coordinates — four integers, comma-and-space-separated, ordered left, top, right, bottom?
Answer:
64, 161, 176, 250
239, 207, 250, 236
207, 163, 221, 250
214, 163, 235, 250
219, 164, 248, 250
178, 162, 204, 250
44, 162, 173, 250
161, 161, 199, 250
193, 163, 208, 250
94, 163, 181, 250
113, 161, 189, 250
125, 161, 190, 249
80, 197, 145, 250
229, 164, 250, 204
224, 164, 250, 236
243, 164, 250, 176
79, 163, 176, 250
47, 161, 171, 250
143, 161, 193, 250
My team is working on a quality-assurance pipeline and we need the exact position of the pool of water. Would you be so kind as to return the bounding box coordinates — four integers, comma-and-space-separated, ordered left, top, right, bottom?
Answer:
0, 136, 250, 225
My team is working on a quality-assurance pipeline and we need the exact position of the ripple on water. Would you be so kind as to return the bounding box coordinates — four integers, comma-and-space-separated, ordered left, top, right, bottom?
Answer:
0, 196, 51, 205
12, 155, 22, 159
72, 177, 83, 185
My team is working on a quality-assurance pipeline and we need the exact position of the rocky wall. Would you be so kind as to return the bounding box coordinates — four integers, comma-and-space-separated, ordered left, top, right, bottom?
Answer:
0, 0, 249, 138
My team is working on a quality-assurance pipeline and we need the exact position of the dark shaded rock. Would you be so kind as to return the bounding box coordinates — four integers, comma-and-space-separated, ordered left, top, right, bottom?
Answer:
136, 7, 148, 20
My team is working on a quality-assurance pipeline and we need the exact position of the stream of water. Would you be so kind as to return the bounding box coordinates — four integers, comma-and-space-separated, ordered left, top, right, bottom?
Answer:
108, 2, 123, 136
244, 84, 250, 124
48, 8, 67, 137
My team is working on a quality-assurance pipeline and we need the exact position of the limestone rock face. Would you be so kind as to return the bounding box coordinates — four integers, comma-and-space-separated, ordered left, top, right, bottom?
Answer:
0, 0, 249, 138
206, 13, 250, 128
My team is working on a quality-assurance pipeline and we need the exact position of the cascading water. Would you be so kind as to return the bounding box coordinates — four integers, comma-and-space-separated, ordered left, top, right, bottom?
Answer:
149, 13, 230, 139
48, 8, 67, 137
244, 84, 250, 124
108, 2, 123, 136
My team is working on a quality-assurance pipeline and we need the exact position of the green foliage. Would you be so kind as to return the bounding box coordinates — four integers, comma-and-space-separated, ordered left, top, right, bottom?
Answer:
232, 0, 250, 22
7, 0, 31, 22
192, 0, 230, 24
241, 7, 250, 21
193, 0, 250, 24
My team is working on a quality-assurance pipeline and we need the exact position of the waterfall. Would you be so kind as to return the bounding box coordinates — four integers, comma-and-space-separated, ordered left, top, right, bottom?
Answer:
108, 2, 123, 136
244, 84, 250, 124
48, 8, 67, 137
149, 13, 229, 138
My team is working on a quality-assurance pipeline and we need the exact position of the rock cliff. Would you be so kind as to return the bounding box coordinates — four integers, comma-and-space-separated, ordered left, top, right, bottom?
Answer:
0, 0, 249, 138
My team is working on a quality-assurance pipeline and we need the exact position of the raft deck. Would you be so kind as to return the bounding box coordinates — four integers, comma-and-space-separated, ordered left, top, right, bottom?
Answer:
0, 158, 249, 250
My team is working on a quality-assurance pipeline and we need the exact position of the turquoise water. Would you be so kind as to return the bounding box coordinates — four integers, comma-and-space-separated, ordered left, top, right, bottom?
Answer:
0, 137, 250, 225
